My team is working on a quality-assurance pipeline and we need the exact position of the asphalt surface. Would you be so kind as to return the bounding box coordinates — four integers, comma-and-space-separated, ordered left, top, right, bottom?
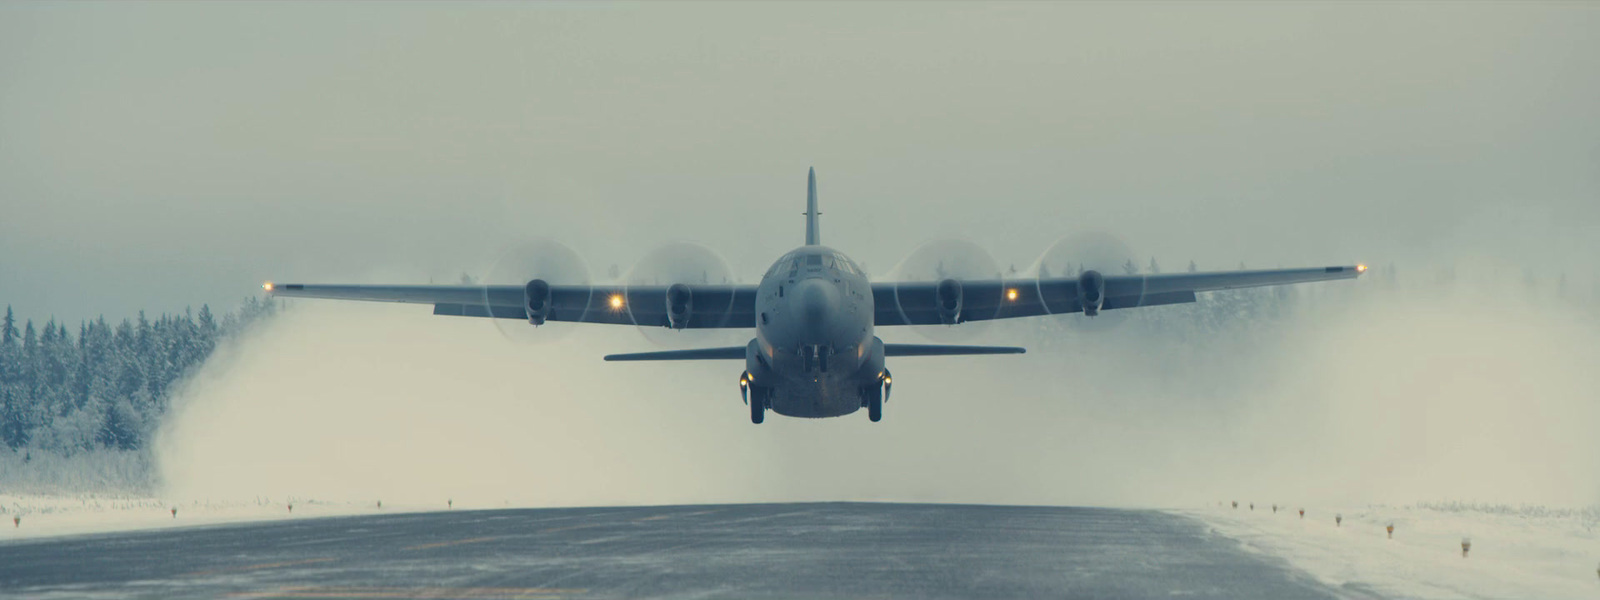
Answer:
0, 503, 1372, 599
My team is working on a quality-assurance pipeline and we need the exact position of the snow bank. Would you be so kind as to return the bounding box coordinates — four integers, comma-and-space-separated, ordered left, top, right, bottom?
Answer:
0, 450, 153, 496
1185, 502, 1600, 599
0, 493, 453, 542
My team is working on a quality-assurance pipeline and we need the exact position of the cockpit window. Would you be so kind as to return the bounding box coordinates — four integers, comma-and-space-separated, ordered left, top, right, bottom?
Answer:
832, 252, 859, 276
769, 253, 803, 278
771, 250, 861, 278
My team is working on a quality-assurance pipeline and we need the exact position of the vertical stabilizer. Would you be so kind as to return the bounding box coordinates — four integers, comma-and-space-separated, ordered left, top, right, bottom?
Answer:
805, 167, 821, 245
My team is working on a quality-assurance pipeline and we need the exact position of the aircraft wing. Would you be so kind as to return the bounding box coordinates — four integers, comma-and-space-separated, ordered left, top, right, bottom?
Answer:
600, 343, 1027, 361
872, 265, 1364, 326
265, 283, 758, 329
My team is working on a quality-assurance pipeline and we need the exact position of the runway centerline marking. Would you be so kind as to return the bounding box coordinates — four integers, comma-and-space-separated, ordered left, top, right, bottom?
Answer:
183, 557, 337, 577
228, 586, 585, 599
402, 536, 499, 551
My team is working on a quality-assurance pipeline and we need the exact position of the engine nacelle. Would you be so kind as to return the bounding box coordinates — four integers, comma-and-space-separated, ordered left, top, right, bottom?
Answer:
666, 283, 692, 329
524, 279, 552, 325
935, 278, 963, 325
1078, 269, 1105, 316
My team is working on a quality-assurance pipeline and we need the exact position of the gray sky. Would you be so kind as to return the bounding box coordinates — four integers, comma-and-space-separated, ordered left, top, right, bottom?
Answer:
3, 2, 1597, 323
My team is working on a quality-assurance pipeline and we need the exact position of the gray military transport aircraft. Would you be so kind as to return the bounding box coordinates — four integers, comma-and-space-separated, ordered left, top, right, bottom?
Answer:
266, 169, 1364, 424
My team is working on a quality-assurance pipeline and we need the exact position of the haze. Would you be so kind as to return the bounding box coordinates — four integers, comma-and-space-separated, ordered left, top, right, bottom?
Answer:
3, 2, 1598, 320
1, 2, 1597, 510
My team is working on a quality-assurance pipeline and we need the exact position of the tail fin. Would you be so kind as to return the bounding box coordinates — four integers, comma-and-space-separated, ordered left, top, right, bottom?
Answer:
805, 167, 821, 245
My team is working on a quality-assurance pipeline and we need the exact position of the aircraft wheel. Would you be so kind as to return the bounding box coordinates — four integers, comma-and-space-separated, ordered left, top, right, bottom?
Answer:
867, 385, 883, 422
750, 388, 766, 424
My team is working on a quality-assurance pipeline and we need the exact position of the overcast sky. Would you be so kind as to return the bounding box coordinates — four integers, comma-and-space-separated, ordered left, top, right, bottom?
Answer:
2, 2, 1597, 323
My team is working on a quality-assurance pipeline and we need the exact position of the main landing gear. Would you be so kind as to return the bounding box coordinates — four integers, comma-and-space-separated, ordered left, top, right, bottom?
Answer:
863, 370, 890, 422
742, 372, 769, 424
749, 387, 769, 424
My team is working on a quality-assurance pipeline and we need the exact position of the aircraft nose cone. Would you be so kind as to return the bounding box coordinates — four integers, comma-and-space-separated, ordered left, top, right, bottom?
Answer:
794, 278, 838, 326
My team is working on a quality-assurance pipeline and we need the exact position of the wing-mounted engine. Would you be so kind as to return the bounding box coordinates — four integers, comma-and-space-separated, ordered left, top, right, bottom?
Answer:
524, 279, 553, 325
482, 238, 591, 339
666, 283, 692, 330
625, 242, 738, 342
1077, 269, 1105, 316
935, 279, 963, 325
887, 239, 1004, 338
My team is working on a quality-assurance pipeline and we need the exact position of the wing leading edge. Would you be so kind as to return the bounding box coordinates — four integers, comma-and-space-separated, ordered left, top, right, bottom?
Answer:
602, 343, 1025, 361
266, 283, 758, 329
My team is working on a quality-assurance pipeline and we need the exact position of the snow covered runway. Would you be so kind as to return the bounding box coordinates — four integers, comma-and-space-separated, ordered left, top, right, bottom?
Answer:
2, 502, 1349, 599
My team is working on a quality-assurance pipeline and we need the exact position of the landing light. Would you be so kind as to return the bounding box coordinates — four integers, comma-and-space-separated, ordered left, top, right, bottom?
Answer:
262, 281, 274, 292
1356, 264, 1367, 273
609, 294, 625, 310
1006, 288, 1018, 301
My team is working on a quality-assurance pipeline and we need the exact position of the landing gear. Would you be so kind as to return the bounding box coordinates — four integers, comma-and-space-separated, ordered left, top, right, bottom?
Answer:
749, 386, 769, 424
864, 370, 890, 422
862, 374, 889, 423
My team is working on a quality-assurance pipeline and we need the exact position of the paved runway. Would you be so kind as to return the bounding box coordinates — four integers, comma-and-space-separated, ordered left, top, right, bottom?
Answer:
0, 503, 1371, 599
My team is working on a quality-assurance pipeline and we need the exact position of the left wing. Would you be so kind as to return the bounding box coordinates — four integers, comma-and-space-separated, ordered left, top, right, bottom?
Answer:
874, 265, 1363, 326
266, 283, 758, 329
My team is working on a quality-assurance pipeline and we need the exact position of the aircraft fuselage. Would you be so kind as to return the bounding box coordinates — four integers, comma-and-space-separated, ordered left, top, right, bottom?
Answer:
747, 245, 883, 418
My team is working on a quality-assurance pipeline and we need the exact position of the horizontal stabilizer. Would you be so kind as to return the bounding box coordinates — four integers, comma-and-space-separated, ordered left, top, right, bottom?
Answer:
884, 344, 1026, 357
604, 347, 747, 361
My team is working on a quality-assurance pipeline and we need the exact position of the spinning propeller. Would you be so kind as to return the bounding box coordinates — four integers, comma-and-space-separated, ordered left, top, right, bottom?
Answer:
624, 242, 742, 347
480, 239, 592, 344
1028, 231, 1144, 331
887, 238, 1006, 342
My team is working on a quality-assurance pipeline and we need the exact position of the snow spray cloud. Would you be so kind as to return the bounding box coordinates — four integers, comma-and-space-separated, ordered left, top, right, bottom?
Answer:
153, 273, 1600, 509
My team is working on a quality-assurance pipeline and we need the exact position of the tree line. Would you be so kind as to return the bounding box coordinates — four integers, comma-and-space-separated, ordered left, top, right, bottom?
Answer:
0, 297, 278, 454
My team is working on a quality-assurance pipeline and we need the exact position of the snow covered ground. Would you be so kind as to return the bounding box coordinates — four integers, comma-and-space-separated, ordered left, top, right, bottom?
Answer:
0, 493, 452, 542
1184, 502, 1600, 599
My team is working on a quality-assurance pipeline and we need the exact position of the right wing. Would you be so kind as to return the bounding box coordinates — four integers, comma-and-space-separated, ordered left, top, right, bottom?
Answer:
874, 265, 1363, 325
266, 283, 758, 329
